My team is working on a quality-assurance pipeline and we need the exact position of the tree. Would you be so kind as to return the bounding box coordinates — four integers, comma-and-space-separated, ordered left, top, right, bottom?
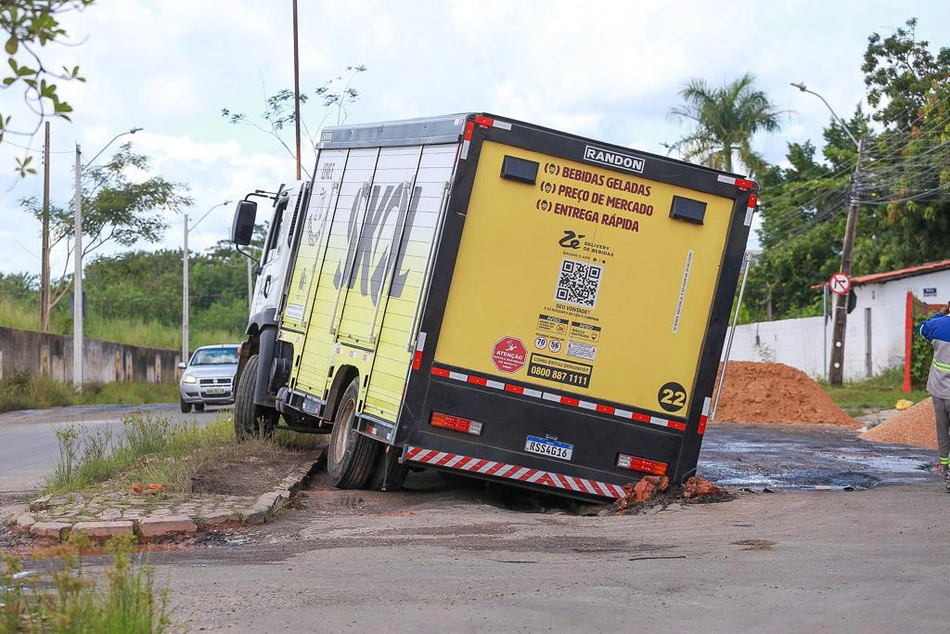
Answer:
1, 0, 94, 176
745, 17, 950, 323
19, 143, 192, 327
862, 17, 950, 129
221, 65, 367, 178
667, 73, 783, 176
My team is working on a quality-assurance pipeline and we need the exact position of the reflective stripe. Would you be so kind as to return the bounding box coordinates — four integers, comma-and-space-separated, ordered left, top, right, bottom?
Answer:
932, 358, 950, 372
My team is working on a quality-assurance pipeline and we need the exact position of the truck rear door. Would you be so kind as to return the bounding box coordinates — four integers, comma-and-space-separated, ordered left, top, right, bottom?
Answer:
402, 115, 753, 498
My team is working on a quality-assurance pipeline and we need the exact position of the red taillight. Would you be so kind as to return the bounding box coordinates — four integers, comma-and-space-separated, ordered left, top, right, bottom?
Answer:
617, 454, 668, 476
430, 412, 483, 436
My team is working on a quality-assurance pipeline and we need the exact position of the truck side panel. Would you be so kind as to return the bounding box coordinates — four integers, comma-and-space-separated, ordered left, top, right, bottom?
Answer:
282, 149, 348, 334
363, 144, 458, 423
291, 148, 380, 396
335, 146, 425, 347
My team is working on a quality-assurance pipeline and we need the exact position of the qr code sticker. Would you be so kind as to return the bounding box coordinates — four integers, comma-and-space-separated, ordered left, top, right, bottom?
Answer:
554, 258, 602, 308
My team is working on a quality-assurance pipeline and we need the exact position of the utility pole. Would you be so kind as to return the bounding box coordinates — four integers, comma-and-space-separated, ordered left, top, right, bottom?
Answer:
247, 257, 254, 310
72, 127, 142, 393
73, 143, 83, 390
183, 213, 190, 364
791, 82, 863, 387
41, 121, 51, 332
828, 135, 864, 385
292, 0, 302, 180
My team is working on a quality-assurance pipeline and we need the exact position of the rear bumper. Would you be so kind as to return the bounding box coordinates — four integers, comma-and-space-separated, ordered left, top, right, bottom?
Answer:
404, 444, 627, 499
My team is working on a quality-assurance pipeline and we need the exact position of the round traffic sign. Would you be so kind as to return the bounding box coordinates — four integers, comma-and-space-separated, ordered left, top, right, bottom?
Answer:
828, 272, 851, 296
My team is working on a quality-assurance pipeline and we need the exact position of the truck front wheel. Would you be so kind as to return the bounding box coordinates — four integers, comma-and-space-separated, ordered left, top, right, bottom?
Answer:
327, 377, 379, 489
234, 354, 278, 440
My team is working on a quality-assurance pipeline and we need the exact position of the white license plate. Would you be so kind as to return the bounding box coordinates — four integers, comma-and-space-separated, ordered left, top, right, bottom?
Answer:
204, 387, 228, 395
524, 436, 573, 461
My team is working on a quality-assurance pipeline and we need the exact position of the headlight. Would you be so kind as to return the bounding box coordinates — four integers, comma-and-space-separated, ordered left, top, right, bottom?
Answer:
182, 375, 197, 384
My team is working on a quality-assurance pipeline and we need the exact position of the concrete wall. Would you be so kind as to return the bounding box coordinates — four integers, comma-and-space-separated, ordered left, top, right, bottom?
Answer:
0, 327, 181, 385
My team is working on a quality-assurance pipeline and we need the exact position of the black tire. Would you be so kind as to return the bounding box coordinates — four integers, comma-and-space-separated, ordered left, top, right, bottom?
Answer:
180, 398, 192, 414
234, 354, 278, 440
194, 403, 206, 413
365, 447, 410, 492
327, 377, 380, 489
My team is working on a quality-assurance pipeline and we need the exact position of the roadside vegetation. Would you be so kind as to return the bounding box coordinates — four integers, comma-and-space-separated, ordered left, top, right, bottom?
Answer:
44, 412, 325, 497
1, 536, 172, 633
0, 371, 178, 414
820, 367, 929, 417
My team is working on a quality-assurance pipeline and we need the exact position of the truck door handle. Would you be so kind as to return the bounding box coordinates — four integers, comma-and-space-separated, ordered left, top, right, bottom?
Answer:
263, 275, 272, 297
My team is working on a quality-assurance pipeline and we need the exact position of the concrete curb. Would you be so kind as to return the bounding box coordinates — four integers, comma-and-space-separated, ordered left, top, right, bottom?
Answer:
241, 451, 325, 525
21, 450, 326, 542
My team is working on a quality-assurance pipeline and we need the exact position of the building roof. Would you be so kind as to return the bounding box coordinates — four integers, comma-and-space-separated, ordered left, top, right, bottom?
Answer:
812, 259, 950, 290
852, 259, 950, 286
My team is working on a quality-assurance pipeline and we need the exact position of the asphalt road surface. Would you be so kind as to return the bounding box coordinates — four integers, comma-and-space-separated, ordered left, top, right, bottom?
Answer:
155, 482, 946, 632
2, 407, 945, 631
0, 404, 225, 494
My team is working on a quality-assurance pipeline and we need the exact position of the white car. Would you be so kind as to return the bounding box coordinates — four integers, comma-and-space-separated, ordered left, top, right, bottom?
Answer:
178, 344, 240, 413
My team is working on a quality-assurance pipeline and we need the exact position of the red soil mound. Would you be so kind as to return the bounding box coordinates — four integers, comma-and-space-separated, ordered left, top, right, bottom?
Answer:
712, 361, 860, 428
860, 398, 937, 449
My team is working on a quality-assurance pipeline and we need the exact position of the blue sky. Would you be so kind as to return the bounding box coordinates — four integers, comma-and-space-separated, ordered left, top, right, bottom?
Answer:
1, 0, 948, 278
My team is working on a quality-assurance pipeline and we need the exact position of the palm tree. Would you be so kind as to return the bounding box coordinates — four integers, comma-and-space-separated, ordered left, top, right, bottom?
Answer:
667, 73, 783, 176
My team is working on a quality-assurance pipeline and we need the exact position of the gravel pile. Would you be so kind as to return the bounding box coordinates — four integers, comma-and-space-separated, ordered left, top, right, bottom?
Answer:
713, 361, 860, 428
860, 398, 937, 449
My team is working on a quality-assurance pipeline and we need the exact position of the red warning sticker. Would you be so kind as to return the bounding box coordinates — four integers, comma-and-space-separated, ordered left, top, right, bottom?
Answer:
492, 336, 527, 373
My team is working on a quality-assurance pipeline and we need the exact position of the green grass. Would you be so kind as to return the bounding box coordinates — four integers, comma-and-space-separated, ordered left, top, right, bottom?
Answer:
0, 372, 178, 414
0, 296, 240, 350
44, 414, 237, 496
820, 367, 930, 417
43, 412, 326, 497
1, 537, 172, 633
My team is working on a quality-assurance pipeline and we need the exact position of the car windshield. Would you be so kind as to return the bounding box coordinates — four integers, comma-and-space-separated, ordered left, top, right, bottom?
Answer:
190, 347, 239, 366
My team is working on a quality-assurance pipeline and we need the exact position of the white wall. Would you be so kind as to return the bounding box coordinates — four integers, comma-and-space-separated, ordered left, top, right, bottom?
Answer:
728, 268, 950, 381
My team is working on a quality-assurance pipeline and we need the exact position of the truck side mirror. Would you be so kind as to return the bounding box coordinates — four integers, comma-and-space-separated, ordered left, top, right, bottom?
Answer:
231, 200, 258, 245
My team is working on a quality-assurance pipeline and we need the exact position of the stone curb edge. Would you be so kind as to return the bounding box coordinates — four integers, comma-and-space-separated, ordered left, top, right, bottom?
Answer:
15, 449, 327, 542
240, 450, 325, 525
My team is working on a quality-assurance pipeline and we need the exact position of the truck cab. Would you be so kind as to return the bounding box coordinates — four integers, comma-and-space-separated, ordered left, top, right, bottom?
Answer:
247, 181, 310, 330
230, 181, 310, 433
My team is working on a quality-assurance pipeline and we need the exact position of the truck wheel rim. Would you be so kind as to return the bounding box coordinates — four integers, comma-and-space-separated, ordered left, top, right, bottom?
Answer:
332, 397, 356, 464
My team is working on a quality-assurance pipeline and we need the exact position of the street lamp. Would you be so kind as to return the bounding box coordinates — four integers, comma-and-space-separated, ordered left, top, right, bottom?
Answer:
791, 82, 865, 386
73, 127, 143, 392
182, 201, 232, 364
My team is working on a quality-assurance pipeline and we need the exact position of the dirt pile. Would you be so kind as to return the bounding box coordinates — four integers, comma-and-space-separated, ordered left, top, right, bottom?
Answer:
860, 398, 937, 449
713, 361, 860, 428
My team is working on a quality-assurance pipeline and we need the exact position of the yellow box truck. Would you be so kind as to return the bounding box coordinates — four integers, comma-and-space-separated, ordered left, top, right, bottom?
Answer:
229, 113, 756, 499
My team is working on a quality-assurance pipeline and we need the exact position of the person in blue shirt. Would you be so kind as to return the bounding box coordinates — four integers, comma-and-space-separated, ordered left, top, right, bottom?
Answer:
918, 301, 950, 492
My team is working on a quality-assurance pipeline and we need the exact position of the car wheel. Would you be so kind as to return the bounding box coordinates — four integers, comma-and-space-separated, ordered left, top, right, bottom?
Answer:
194, 403, 206, 413
234, 354, 278, 440
327, 377, 379, 489
365, 447, 409, 492
180, 398, 192, 414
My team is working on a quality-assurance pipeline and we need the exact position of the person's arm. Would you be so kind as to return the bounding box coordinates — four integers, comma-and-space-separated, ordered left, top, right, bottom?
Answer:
919, 302, 950, 341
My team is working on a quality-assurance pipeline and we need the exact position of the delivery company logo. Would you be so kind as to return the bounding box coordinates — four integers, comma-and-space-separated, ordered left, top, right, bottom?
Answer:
333, 182, 423, 306
583, 145, 645, 174
559, 230, 584, 250
492, 337, 527, 373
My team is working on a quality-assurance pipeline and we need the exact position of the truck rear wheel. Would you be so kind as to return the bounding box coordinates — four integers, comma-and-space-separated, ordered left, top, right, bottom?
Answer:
234, 354, 277, 440
327, 377, 379, 489
365, 447, 409, 492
